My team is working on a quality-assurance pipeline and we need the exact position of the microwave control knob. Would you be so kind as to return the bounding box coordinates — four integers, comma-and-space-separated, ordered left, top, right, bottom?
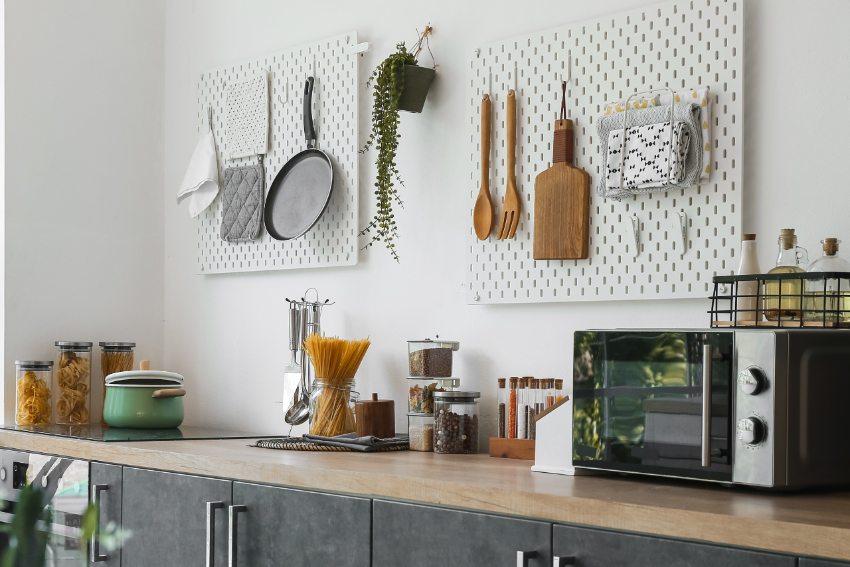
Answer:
738, 367, 766, 395
737, 417, 767, 446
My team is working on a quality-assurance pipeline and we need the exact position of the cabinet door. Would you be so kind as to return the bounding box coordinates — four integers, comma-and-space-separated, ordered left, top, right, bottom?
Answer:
372, 500, 551, 567
120, 467, 231, 567
553, 524, 795, 567
800, 560, 850, 566
90, 463, 123, 566
231, 482, 370, 567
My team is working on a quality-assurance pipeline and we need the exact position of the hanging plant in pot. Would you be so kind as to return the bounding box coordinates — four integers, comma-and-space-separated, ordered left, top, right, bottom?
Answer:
361, 26, 436, 262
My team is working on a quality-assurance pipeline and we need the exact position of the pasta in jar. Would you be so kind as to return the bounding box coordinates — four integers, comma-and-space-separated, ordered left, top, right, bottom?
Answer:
15, 361, 52, 426
54, 342, 92, 425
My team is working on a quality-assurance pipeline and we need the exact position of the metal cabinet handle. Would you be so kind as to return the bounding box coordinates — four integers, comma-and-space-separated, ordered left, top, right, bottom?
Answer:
517, 550, 538, 567
553, 556, 576, 566
702, 343, 712, 467
90, 484, 108, 563
227, 505, 247, 567
206, 501, 225, 567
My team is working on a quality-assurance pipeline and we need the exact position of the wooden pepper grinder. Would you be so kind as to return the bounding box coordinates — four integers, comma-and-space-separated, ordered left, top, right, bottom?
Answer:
355, 393, 395, 438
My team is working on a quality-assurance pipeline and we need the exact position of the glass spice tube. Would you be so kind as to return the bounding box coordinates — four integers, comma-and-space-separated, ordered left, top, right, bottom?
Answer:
508, 377, 519, 439
517, 377, 527, 439
523, 376, 534, 440
99, 342, 136, 426
555, 379, 566, 404
546, 378, 556, 409
497, 378, 506, 438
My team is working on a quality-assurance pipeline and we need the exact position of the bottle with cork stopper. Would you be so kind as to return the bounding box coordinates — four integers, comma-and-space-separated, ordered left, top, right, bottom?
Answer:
764, 228, 808, 321
804, 238, 850, 323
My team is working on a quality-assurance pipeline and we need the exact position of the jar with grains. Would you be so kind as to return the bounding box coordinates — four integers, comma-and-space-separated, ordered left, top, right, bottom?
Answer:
99, 342, 136, 425
408, 413, 435, 452
433, 391, 480, 454
54, 341, 92, 425
407, 339, 460, 378
15, 361, 53, 426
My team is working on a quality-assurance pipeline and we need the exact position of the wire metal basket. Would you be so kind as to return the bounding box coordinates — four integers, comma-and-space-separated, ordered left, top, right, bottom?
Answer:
709, 272, 850, 328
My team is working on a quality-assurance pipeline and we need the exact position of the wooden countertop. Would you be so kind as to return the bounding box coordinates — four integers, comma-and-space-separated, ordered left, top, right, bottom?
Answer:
1, 430, 849, 561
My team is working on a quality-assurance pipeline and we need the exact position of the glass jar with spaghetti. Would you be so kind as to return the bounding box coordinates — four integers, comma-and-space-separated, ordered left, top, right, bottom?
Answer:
99, 342, 136, 425
15, 360, 53, 426
54, 341, 93, 425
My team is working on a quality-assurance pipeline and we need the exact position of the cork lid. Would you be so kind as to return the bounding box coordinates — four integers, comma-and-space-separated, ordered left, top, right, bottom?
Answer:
823, 238, 840, 255
742, 234, 756, 241
498, 378, 506, 388
779, 228, 796, 250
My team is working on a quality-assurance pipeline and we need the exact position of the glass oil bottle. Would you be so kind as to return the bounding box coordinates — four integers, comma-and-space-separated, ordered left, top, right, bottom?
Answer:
804, 238, 850, 324
763, 229, 808, 321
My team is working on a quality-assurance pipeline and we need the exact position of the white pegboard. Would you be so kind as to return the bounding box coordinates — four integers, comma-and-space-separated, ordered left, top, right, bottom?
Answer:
467, 0, 742, 303
196, 32, 359, 274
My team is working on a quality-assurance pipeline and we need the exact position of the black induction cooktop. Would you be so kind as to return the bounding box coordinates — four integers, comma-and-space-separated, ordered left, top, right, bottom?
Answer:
0, 423, 279, 442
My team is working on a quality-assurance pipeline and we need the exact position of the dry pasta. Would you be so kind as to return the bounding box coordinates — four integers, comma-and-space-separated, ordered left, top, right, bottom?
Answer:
16, 371, 51, 425
101, 350, 133, 424
56, 351, 90, 425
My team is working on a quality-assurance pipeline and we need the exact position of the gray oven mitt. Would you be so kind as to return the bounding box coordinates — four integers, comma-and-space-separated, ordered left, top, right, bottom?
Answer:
220, 163, 264, 242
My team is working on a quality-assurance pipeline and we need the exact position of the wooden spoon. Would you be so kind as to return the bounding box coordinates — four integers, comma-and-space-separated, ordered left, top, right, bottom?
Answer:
473, 94, 493, 240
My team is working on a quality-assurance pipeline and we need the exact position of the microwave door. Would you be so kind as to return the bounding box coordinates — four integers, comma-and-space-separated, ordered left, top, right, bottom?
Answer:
573, 331, 734, 482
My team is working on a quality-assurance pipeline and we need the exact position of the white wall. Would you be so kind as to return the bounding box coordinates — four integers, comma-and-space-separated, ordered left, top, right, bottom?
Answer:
159, 0, 850, 437
5, 0, 165, 420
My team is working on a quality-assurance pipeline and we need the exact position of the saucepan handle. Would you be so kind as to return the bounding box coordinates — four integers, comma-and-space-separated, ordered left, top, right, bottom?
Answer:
152, 388, 186, 399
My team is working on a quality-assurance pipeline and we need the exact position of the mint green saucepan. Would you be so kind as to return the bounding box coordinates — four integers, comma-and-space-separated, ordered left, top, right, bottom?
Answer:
103, 370, 186, 429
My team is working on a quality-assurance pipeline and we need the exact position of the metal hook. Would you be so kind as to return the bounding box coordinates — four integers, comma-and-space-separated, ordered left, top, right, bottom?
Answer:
561, 49, 572, 85
631, 214, 641, 257
677, 210, 688, 255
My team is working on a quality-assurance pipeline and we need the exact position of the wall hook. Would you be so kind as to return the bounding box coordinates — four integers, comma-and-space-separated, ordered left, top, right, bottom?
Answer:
631, 214, 641, 258
677, 210, 688, 255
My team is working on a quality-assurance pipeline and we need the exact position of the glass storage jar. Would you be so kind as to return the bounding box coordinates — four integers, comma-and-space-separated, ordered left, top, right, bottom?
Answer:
408, 414, 435, 452
309, 379, 357, 437
54, 341, 93, 425
99, 342, 136, 425
15, 360, 53, 426
433, 391, 480, 454
407, 338, 460, 378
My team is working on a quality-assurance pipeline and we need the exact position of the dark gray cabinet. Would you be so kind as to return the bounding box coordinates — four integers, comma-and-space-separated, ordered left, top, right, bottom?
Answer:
552, 524, 796, 567
800, 560, 850, 566
120, 467, 231, 567
90, 463, 123, 566
372, 500, 551, 566
231, 481, 371, 567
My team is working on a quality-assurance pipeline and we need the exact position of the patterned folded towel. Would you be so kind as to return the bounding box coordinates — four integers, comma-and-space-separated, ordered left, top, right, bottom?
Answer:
597, 102, 702, 200
605, 121, 691, 192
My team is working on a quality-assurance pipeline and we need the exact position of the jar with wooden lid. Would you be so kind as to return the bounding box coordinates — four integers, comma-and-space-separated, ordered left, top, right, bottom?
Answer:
54, 341, 92, 425
15, 360, 53, 426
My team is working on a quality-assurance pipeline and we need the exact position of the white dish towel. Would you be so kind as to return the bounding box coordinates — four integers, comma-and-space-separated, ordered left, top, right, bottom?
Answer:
176, 115, 219, 218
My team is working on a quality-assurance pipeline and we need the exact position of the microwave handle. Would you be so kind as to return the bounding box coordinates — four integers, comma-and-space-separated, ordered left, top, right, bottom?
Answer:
701, 344, 712, 467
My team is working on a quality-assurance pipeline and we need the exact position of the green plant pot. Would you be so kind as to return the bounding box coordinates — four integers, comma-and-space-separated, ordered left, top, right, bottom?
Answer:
397, 65, 436, 113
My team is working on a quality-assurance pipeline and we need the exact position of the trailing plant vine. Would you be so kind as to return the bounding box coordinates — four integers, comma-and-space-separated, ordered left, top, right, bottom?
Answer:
361, 26, 434, 262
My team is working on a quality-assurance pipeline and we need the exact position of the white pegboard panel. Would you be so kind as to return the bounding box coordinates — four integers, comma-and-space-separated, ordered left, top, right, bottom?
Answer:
196, 32, 359, 274
467, 0, 742, 304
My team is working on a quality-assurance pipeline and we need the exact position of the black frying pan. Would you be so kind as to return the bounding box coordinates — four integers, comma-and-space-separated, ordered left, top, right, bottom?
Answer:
264, 77, 334, 240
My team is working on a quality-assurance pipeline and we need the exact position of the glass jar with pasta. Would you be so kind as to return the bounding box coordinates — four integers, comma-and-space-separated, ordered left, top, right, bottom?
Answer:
99, 341, 135, 425
54, 341, 93, 425
15, 360, 53, 426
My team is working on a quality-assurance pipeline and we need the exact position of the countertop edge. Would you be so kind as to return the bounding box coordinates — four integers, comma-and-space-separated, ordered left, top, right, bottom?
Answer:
1, 431, 848, 562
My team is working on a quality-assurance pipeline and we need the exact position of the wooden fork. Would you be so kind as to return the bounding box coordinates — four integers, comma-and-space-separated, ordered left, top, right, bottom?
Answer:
497, 90, 520, 240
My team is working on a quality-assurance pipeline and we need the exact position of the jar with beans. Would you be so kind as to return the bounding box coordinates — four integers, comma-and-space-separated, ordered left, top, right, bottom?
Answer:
433, 391, 480, 454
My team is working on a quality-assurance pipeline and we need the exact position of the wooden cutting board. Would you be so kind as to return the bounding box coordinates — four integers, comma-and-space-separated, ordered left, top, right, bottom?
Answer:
533, 118, 590, 260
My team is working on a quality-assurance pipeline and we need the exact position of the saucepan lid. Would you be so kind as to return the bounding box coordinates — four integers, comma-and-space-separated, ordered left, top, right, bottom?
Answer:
106, 370, 184, 388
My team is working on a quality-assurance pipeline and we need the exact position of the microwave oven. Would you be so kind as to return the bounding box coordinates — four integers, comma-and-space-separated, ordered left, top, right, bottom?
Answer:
572, 329, 850, 488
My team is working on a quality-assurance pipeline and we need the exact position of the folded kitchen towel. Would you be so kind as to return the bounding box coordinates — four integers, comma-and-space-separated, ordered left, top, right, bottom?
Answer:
597, 102, 702, 200
605, 121, 691, 192
176, 121, 219, 218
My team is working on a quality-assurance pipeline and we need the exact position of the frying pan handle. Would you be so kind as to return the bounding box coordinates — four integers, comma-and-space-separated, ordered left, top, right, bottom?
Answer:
304, 77, 317, 148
